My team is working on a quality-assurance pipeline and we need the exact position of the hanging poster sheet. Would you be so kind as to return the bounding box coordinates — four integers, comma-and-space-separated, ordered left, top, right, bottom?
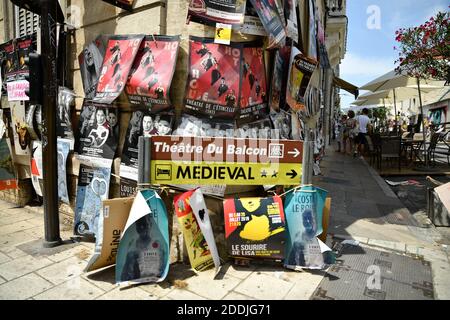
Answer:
174, 189, 220, 273
74, 164, 111, 238
223, 196, 286, 260
78, 35, 107, 99
239, 41, 267, 122
270, 109, 292, 140
75, 101, 119, 163
286, 49, 317, 113
56, 87, 75, 146
173, 114, 234, 137
125, 35, 180, 112
30, 140, 43, 197
249, 0, 286, 49
284, 185, 332, 270
234, 1, 266, 36
307, 0, 318, 61
184, 36, 241, 119
10, 101, 31, 156
1, 40, 18, 83
284, 0, 299, 41
116, 189, 170, 285
86, 197, 134, 272
235, 118, 273, 139
269, 45, 291, 113
291, 111, 305, 141
57, 138, 71, 204
120, 110, 173, 187
93, 35, 144, 104
187, 0, 247, 26
120, 177, 138, 198
0, 110, 18, 191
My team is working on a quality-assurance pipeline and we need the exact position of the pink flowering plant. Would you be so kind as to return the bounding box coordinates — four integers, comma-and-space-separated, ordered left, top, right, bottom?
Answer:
394, 9, 449, 81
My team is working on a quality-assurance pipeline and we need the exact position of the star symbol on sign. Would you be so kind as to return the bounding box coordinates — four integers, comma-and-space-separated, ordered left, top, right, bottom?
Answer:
261, 170, 267, 178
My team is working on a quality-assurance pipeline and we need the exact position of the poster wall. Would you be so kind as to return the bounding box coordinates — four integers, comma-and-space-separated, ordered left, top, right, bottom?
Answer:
125, 35, 180, 112
249, 0, 286, 49
223, 196, 286, 260
187, 0, 247, 26
116, 190, 170, 285
93, 35, 144, 104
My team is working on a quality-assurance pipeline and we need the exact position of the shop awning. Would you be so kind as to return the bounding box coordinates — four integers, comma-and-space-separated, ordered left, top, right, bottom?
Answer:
334, 77, 359, 99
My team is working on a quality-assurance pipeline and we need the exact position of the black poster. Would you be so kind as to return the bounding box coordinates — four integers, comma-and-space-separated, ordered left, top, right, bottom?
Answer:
15, 34, 36, 81
249, 0, 286, 49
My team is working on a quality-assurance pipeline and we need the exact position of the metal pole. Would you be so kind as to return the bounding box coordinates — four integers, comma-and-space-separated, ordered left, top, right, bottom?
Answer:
417, 77, 428, 167
393, 88, 398, 132
41, 0, 61, 248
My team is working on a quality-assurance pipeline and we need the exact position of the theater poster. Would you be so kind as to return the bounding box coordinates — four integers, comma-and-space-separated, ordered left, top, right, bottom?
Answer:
93, 35, 144, 104
57, 138, 71, 204
235, 1, 267, 36
75, 101, 119, 162
116, 190, 170, 285
284, 0, 299, 41
56, 87, 75, 145
249, 0, 286, 49
184, 37, 241, 119
30, 140, 43, 196
307, 0, 318, 61
15, 35, 35, 81
0, 111, 17, 191
239, 41, 267, 122
269, 45, 291, 112
125, 35, 180, 112
187, 0, 247, 26
284, 185, 331, 270
74, 164, 112, 239
78, 35, 107, 99
10, 101, 31, 156
223, 196, 286, 260
1, 40, 18, 83
174, 189, 220, 273
120, 110, 173, 185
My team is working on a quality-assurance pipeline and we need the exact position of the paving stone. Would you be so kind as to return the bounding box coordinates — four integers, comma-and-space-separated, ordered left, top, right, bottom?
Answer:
0, 251, 11, 264
234, 273, 293, 300
0, 231, 36, 253
0, 273, 53, 300
430, 260, 450, 300
0, 220, 36, 235
33, 277, 105, 300
183, 268, 241, 300
46, 245, 92, 263
36, 256, 88, 285
0, 276, 5, 285
96, 286, 157, 300
283, 271, 325, 300
140, 282, 174, 299
24, 217, 44, 227
22, 226, 44, 239
406, 246, 448, 263
222, 291, 256, 300
0, 255, 53, 281
368, 239, 407, 252
219, 262, 256, 280
0, 213, 38, 226
165, 288, 208, 300
4, 248, 28, 259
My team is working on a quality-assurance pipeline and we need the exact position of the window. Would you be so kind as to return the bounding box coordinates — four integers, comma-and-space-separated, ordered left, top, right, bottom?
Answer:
14, 6, 40, 38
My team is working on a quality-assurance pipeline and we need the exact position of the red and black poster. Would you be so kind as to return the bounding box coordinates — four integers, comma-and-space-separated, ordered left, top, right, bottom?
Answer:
269, 45, 291, 112
187, 0, 247, 26
239, 41, 267, 122
125, 35, 180, 112
249, 0, 286, 49
15, 35, 36, 81
1, 40, 18, 83
79, 35, 107, 99
93, 35, 144, 104
184, 36, 241, 119
223, 196, 286, 260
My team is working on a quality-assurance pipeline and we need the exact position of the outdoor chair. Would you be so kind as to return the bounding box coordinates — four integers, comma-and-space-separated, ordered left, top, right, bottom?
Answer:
428, 132, 450, 166
380, 136, 402, 171
366, 134, 381, 169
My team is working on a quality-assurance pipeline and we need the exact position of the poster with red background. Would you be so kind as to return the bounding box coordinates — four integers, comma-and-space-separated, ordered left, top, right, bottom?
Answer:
239, 42, 267, 122
184, 37, 241, 119
93, 35, 144, 104
125, 35, 180, 112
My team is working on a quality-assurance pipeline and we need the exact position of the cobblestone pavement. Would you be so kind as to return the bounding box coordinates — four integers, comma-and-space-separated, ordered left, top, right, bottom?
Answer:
0, 149, 449, 300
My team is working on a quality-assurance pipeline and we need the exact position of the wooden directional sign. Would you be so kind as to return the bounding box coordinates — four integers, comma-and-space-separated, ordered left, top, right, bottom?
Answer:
148, 136, 303, 185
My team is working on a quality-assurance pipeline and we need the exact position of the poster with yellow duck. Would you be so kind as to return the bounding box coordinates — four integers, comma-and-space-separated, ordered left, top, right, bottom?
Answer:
174, 189, 216, 272
223, 196, 286, 260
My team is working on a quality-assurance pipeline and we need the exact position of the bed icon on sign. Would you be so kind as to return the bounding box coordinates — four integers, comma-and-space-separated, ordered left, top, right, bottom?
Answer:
155, 165, 172, 180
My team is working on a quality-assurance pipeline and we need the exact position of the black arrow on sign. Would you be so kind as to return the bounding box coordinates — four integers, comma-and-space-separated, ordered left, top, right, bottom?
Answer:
287, 170, 297, 179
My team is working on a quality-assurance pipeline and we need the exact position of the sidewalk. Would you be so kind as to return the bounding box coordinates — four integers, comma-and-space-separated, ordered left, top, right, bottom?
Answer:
0, 148, 449, 300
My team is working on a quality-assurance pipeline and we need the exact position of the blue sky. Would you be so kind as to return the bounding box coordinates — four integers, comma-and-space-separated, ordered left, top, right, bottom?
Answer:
339, 0, 449, 108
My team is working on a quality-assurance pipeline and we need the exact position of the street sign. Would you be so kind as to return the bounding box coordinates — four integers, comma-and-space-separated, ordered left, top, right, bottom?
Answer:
148, 136, 303, 185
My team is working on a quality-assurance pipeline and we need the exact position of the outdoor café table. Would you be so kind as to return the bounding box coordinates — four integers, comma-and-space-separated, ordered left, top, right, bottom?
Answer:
402, 138, 425, 164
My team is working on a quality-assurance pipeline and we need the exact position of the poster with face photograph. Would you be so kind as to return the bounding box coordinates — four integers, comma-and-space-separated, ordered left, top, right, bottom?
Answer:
93, 35, 144, 104
78, 35, 107, 99
120, 110, 173, 183
239, 42, 267, 122
187, 0, 247, 26
1, 40, 18, 83
125, 36, 180, 112
0, 110, 17, 191
74, 164, 111, 239
15, 35, 36, 81
184, 37, 241, 119
269, 45, 291, 113
75, 101, 119, 161
56, 87, 75, 145
10, 101, 31, 156
223, 196, 286, 260
235, 1, 267, 36
249, 0, 286, 49
57, 138, 71, 204
270, 109, 292, 140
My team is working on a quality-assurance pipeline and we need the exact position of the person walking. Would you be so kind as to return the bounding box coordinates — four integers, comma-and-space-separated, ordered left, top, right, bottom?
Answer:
355, 108, 371, 158
345, 110, 357, 156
